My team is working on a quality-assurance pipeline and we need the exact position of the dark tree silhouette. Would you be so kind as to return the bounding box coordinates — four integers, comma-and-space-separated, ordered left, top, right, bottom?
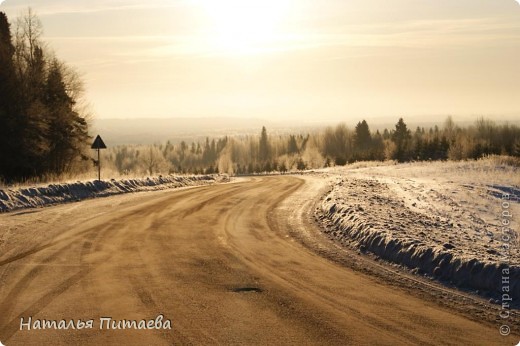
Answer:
287, 135, 298, 154
0, 12, 20, 179
371, 130, 385, 160
0, 10, 90, 181
353, 120, 372, 160
392, 118, 412, 162
259, 126, 270, 162
354, 120, 371, 149
44, 59, 89, 173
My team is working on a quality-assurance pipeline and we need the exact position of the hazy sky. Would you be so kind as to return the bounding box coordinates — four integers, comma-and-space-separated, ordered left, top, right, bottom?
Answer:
1, 0, 520, 121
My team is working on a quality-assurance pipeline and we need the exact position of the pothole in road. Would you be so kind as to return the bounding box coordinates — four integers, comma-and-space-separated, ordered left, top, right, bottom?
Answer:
230, 286, 263, 293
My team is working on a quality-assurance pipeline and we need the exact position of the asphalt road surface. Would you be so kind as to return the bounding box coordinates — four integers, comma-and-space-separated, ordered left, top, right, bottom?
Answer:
0, 176, 516, 345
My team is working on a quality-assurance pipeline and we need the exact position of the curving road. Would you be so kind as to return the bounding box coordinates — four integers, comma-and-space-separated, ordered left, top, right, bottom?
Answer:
0, 176, 515, 345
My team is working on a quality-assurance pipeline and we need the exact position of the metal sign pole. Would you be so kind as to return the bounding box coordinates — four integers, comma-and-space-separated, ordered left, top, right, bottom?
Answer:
91, 135, 107, 181
97, 148, 101, 181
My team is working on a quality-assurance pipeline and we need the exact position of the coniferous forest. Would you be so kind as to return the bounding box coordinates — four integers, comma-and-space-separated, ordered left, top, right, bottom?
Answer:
1, 11, 519, 182
0, 10, 89, 182
101, 117, 520, 177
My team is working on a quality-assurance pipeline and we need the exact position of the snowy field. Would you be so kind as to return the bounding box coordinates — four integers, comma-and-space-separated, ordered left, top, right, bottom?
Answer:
316, 158, 520, 299
0, 175, 228, 213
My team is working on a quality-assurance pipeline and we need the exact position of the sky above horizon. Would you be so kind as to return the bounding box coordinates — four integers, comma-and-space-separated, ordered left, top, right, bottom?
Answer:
1, 0, 520, 122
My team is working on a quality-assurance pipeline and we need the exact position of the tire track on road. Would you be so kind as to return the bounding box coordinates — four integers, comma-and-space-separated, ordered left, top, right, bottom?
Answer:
0, 176, 515, 345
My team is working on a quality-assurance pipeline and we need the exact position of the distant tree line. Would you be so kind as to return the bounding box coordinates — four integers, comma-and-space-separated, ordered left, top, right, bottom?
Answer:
0, 10, 89, 182
101, 117, 520, 176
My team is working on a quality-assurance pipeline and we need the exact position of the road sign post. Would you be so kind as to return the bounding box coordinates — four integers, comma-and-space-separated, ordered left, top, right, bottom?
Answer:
91, 135, 107, 181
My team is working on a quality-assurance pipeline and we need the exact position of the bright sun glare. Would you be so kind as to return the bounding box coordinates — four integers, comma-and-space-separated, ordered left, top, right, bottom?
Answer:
196, 0, 293, 55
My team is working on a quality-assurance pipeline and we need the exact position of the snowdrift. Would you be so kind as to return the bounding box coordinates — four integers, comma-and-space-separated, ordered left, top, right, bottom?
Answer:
0, 175, 225, 213
317, 177, 520, 300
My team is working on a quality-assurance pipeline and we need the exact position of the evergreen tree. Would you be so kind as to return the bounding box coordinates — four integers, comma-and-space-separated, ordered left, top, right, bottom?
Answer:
202, 137, 211, 163
44, 59, 88, 173
353, 120, 372, 160
287, 135, 298, 154
0, 10, 90, 181
371, 130, 385, 160
354, 120, 371, 149
210, 139, 216, 161
259, 126, 270, 162
0, 12, 20, 178
391, 118, 412, 162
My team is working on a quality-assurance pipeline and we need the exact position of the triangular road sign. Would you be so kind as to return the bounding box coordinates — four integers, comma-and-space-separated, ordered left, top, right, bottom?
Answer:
91, 135, 107, 149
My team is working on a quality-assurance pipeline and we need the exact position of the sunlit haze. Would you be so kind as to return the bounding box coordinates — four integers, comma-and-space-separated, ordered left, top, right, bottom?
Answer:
1, 0, 520, 122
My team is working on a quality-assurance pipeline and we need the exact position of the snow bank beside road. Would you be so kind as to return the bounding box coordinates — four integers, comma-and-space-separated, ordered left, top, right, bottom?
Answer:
0, 175, 227, 213
316, 162, 520, 300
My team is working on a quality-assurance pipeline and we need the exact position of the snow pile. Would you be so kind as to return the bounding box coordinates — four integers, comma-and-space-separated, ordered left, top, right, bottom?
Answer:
317, 174, 520, 299
0, 175, 227, 213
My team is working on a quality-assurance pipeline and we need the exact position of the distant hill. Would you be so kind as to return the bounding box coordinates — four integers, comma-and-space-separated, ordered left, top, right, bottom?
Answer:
90, 117, 326, 146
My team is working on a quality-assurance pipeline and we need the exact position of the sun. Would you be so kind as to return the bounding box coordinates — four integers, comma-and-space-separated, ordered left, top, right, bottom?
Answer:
196, 0, 293, 55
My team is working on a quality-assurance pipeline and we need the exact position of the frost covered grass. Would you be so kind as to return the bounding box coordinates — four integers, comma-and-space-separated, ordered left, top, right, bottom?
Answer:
0, 174, 228, 213
316, 157, 520, 299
